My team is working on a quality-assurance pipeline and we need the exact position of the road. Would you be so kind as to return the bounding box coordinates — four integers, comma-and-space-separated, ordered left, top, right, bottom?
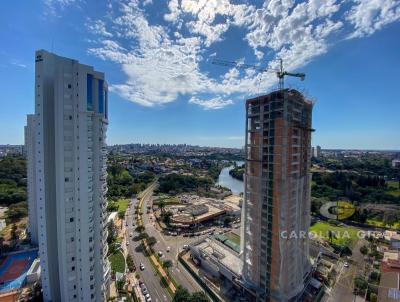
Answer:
125, 183, 171, 302
140, 189, 203, 293
325, 238, 367, 302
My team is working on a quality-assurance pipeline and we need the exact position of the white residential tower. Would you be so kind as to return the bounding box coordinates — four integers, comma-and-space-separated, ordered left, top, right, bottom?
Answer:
26, 50, 110, 302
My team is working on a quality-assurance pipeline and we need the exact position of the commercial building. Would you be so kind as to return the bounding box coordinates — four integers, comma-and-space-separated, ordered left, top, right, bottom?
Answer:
242, 89, 313, 301
26, 50, 110, 301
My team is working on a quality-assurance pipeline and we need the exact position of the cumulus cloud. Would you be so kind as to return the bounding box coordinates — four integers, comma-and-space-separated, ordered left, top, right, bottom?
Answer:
86, 0, 400, 110
189, 96, 233, 110
86, 20, 113, 37
346, 0, 400, 38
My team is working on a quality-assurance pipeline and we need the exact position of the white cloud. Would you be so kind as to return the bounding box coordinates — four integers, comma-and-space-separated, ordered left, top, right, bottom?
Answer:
189, 96, 233, 110
11, 61, 27, 68
346, 0, 400, 38
43, 0, 78, 16
87, 20, 113, 37
86, 0, 400, 110
164, 0, 180, 22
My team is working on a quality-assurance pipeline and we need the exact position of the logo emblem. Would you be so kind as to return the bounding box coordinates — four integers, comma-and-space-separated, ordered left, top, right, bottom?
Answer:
319, 201, 355, 220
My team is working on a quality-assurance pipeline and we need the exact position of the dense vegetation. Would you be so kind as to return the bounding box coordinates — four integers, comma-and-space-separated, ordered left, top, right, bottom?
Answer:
314, 155, 399, 179
172, 286, 209, 302
229, 164, 245, 181
107, 159, 155, 200
0, 156, 28, 222
0, 156, 27, 206
312, 172, 399, 204
157, 174, 213, 194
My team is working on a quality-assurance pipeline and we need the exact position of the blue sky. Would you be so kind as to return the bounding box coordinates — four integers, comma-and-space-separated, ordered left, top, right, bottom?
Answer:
0, 0, 399, 149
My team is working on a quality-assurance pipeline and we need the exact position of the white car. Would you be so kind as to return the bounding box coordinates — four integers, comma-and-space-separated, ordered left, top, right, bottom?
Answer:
182, 245, 189, 250
126, 241, 129, 246
158, 251, 163, 257
140, 263, 145, 270
344, 262, 349, 268
166, 246, 170, 252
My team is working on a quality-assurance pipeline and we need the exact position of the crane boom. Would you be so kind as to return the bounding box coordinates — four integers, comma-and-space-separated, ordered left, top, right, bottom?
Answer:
212, 58, 305, 91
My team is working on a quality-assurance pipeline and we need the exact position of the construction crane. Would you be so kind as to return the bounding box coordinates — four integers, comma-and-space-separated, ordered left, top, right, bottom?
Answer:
212, 58, 305, 91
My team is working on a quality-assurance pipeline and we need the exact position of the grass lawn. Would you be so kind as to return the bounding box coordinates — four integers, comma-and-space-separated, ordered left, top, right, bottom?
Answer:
116, 199, 130, 214
310, 221, 359, 248
387, 181, 399, 189
387, 190, 400, 197
366, 219, 400, 230
109, 251, 125, 273
225, 231, 240, 245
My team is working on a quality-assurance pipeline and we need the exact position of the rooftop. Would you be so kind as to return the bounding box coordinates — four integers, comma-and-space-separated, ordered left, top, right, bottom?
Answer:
192, 236, 243, 277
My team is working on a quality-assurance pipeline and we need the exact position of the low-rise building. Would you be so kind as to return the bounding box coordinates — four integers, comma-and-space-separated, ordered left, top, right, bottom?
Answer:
378, 272, 400, 302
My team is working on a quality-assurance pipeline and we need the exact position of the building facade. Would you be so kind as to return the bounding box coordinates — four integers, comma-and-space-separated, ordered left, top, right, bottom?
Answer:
26, 50, 110, 302
241, 89, 313, 301
25, 114, 38, 245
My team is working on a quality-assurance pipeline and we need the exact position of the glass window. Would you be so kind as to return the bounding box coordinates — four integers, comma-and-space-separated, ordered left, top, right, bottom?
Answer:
98, 79, 104, 114
87, 74, 93, 111
105, 89, 108, 119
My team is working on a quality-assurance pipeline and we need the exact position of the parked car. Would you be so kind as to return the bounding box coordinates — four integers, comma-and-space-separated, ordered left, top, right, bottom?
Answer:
158, 251, 163, 257
142, 287, 148, 295
166, 246, 170, 252
182, 244, 189, 251
344, 262, 349, 268
140, 263, 145, 270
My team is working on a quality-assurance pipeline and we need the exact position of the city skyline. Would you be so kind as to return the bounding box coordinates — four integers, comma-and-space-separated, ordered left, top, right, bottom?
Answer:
1, 1, 400, 150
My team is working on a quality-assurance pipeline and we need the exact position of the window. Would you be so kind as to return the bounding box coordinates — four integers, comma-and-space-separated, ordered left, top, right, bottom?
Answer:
87, 74, 93, 111
72, 266, 75, 271
70, 217, 74, 222
68, 84, 72, 89
105, 90, 108, 119
98, 79, 104, 114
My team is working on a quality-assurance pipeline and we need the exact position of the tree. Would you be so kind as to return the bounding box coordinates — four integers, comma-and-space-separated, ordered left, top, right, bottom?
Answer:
11, 224, 19, 240
370, 293, 377, 302
162, 259, 173, 269
126, 254, 135, 272
161, 211, 173, 226
189, 292, 209, 302
360, 245, 368, 255
135, 225, 145, 233
0, 236, 4, 254
158, 200, 166, 214
173, 286, 191, 302
147, 236, 157, 247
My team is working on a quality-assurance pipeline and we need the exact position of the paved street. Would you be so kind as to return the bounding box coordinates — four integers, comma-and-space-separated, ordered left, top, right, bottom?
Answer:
125, 183, 171, 302
325, 239, 367, 302
140, 190, 204, 293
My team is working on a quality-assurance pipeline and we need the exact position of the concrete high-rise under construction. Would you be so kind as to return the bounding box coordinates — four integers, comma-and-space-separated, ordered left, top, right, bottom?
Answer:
241, 89, 313, 301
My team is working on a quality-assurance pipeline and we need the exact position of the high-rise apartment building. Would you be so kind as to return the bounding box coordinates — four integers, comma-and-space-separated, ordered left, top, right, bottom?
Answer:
241, 89, 313, 301
25, 114, 38, 245
26, 50, 110, 302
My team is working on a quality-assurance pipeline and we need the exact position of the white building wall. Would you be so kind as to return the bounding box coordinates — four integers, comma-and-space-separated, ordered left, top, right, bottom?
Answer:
28, 50, 109, 302
25, 115, 38, 245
